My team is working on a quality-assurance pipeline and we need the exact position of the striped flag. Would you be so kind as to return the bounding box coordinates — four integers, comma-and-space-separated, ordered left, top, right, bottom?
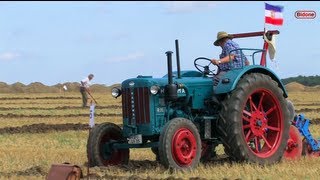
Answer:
265, 3, 284, 26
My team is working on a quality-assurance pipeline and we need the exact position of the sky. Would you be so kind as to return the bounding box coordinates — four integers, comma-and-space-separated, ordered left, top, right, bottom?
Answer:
1, 1, 320, 86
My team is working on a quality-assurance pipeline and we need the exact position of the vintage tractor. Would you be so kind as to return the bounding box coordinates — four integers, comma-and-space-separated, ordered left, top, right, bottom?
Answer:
87, 30, 292, 170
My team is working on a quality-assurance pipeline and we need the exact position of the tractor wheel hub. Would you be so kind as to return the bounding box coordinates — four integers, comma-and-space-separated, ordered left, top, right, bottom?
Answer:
250, 111, 267, 136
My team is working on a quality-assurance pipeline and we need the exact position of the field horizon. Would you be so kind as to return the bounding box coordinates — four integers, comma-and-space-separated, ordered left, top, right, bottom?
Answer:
0, 80, 320, 94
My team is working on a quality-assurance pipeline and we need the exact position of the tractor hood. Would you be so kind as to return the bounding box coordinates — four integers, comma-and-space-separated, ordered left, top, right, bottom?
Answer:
121, 70, 211, 88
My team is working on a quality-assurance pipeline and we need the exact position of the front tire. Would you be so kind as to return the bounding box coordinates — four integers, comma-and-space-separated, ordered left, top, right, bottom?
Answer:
159, 118, 201, 170
217, 73, 290, 165
87, 123, 129, 167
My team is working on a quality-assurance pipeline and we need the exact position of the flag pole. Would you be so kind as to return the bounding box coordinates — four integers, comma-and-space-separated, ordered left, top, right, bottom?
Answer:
261, 2, 268, 66
264, 2, 266, 33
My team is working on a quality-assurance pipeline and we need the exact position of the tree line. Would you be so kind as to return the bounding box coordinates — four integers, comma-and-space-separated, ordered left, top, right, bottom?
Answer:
282, 75, 320, 86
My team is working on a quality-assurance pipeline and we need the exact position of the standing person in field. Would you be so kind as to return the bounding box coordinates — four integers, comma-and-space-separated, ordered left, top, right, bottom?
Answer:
80, 74, 94, 107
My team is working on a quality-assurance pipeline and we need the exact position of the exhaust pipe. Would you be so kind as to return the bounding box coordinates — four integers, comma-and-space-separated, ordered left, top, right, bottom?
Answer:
166, 51, 173, 85
175, 39, 181, 79
165, 51, 177, 102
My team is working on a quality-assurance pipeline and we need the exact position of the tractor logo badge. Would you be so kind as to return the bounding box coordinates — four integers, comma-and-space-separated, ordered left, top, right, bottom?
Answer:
295, 10, 316, 19
177, 88, 186, 94
129, 81, 135, 87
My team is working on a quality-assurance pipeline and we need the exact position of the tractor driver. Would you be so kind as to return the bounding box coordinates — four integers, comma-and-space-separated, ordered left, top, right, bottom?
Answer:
211, 31, 249, 86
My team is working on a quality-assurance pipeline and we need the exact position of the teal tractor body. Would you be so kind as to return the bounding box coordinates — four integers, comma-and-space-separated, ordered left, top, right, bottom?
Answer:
87, 30, 291, 170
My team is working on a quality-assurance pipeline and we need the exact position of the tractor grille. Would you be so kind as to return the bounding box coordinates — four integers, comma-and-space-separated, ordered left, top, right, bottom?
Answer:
122, 87, 150, 125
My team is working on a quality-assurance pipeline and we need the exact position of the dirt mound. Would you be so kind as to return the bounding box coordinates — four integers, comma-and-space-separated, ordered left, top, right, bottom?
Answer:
91, 84, 110, 93
25, 82, 60, 93
60, 82, 81, 92
0, 82, 11, 93
0, 82, 111, 93
305, 85, 320, 92
285, 82, 305, 92
11, 82, 26, 93
109, 83, 121, 89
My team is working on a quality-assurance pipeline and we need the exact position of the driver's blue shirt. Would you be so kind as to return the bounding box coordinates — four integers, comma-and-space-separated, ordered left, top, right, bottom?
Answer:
219, 39, 246, 71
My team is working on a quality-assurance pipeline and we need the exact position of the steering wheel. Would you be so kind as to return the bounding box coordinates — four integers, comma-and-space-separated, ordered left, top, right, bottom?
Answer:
194, 57, 220, 76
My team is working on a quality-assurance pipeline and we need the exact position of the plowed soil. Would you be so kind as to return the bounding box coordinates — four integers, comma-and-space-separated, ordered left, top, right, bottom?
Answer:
0, 105, 121, 111
0, 123, 90, 134
0, 123, 126, 134
0, 96, 80, 100
0, 113, 121, 118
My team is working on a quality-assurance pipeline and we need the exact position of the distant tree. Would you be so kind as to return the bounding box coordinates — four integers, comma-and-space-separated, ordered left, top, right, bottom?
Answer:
282, 75, 320, 86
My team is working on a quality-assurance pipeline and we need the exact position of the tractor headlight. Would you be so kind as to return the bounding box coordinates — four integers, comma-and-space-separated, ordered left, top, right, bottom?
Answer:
150, 85, 160, 95
111, 87, 121, 98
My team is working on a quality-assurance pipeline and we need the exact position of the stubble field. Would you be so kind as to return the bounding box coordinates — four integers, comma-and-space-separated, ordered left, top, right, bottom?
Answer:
1, 91, 320, 180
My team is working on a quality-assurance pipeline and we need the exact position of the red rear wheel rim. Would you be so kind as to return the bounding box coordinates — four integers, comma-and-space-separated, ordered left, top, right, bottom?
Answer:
242, 88, 283, 158
172, 128, 197, 166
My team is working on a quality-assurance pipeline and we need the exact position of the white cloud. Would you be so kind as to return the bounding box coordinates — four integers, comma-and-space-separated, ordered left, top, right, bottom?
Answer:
108, 52, 145, 63
0, 52, 21, 61
164, 1, 225, 14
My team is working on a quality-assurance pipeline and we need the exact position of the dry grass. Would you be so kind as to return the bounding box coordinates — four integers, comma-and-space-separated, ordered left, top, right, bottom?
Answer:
0, 91, 320, 179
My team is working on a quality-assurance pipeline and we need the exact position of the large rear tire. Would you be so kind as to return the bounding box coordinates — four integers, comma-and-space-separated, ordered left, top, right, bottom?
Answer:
87, 123, 129, 167
159, 118, 201, 170
217, 73, 290, 165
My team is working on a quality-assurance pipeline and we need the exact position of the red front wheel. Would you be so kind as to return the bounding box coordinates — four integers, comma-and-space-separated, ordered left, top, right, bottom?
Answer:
159, 118, 201, 170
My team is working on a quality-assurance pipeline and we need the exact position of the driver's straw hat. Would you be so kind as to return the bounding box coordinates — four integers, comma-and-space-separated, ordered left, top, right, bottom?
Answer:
214, 31, 233, 46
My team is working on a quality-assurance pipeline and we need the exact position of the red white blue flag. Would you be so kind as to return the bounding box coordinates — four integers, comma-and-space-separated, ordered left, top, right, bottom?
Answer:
265, 3, 284, 26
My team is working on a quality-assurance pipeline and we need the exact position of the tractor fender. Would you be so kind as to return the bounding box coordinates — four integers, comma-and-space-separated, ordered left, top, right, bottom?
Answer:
214, 65, 288, 98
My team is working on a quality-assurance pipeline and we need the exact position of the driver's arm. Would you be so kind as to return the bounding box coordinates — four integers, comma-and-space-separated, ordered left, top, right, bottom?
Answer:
211, 54, 236, 65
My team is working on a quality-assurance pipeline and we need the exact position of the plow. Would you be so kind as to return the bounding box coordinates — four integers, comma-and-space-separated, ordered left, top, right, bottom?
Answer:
284, 110, 320, 159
